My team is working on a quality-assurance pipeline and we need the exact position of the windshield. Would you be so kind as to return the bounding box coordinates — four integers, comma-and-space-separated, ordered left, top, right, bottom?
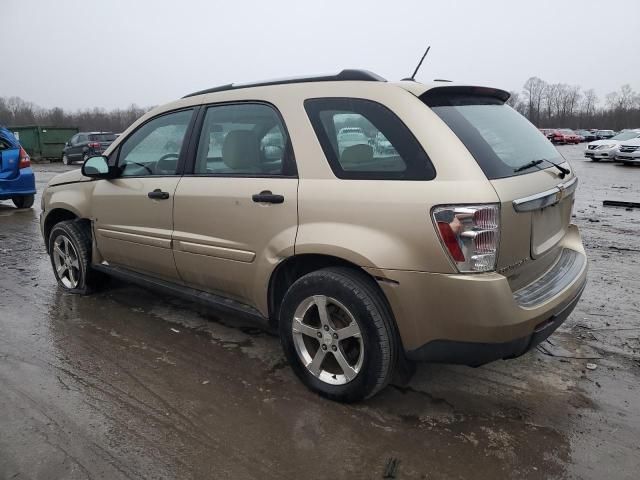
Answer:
612, 131, 639, 141
89, 133, 117, 142
423, 92, 563, 179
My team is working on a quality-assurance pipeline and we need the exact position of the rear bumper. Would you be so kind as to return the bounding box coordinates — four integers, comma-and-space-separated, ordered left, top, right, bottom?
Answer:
0, 167, 36, 199
406, 279, 585, 366
366, 224, 587, 365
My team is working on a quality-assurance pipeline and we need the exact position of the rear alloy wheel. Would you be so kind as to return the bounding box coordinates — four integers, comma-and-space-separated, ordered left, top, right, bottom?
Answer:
279, 267, 397, 402
48, 220, 99, 294
12, 195, 34, 209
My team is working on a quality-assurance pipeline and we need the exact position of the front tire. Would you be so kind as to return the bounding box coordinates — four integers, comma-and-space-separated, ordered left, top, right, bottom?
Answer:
279, 267, 397, 402
12, 195, 34, 209
62, 154, 70, 165
48, 220, 99, 294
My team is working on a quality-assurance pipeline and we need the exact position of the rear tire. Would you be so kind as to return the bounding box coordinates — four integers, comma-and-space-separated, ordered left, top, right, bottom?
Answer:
279, 267, 397, 402
12, 195, 34, 209
48, 220, 100, 294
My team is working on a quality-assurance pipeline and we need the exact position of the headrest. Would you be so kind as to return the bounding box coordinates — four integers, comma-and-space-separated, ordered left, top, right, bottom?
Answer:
340, 143, 373, 168
222, 130, 260, 171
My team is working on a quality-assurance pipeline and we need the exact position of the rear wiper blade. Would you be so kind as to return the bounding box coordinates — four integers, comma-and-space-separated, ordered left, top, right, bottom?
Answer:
541, 158, 570, 178
514, 158, 570, 178
514, 159, 543, 172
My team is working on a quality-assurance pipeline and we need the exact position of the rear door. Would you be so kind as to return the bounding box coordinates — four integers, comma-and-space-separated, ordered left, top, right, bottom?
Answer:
91, 108, 195, 281
423, 88, 578, 288
172, 102, 298, 309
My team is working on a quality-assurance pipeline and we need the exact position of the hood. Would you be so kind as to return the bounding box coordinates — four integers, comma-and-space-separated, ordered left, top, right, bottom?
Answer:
48, 168, 92, 187
588, 139, 621, 147
620, 138, 640, 147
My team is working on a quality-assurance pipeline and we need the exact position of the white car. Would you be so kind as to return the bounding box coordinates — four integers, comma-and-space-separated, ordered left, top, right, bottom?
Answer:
616, 138, 640, 165
584, 129, 640, 162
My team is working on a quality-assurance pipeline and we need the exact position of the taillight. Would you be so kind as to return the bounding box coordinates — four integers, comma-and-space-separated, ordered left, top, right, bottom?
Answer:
432, 204, 500, 273
18, 147, 30, 168
88, 142, 101, 148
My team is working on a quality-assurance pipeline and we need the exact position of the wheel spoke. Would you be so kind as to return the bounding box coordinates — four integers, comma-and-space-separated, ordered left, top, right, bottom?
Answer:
336, 322, 361, 340
70, 258, 80, 269
307, 348, 326, 376
54, 244, 65, 259
333, 347, 357, 381
56, 264, 67, 276
292, 318, 320, 338
313, 295, 331, 327
63, 237, 69, 255
68, 267, 77, 286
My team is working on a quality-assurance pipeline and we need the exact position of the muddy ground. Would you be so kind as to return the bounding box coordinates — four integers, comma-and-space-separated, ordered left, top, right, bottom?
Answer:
1, 144, 639, 479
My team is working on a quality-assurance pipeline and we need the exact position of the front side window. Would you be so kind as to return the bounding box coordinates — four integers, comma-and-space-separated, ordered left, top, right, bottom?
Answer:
194, 103, 293, 176
304, 98, 434, 180
118, 109, 193, 176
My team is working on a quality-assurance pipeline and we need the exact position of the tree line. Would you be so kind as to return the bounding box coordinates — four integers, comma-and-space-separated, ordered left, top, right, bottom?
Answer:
508, 78, 640, 130
0, 96, 152, 133
2, 78, 640, 133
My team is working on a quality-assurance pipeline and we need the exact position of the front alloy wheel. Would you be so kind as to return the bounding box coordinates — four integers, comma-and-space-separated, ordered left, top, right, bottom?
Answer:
52, 234, 81, 289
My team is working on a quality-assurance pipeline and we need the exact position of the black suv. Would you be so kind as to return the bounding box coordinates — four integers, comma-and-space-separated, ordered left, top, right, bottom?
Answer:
62, 132, 117, 165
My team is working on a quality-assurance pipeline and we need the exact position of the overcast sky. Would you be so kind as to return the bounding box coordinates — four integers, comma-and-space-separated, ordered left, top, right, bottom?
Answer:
2, 0, 639, 110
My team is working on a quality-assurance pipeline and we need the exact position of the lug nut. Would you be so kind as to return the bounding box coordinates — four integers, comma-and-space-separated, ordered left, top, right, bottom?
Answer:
331, 345, 337, 351
317, 332, 322, 338
323, 325, 329, 331
333, 333, 338, 339
322, 344, 327, 350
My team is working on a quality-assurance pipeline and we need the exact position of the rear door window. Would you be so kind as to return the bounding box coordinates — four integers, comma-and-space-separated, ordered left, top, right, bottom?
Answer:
304, 98, 435, 180
422, 89, 564, 179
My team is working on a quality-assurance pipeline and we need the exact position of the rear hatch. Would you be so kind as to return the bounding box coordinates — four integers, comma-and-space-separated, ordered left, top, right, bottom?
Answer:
0, 137, 20, 180
89, 133, 117, 152
422, 87, 577, 289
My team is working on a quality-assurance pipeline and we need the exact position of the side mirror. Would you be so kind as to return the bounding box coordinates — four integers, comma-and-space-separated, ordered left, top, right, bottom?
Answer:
81, 155, 115, 179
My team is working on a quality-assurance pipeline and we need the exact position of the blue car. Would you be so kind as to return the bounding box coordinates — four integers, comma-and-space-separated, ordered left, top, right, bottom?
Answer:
0, 126, 36, 208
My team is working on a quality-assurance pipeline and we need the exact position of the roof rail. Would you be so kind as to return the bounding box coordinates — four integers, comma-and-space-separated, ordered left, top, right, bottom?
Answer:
182, 69, 386, 98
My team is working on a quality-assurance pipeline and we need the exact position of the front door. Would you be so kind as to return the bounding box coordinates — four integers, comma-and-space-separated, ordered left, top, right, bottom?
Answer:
92, 108, 194, 281
172, 103, 298, 311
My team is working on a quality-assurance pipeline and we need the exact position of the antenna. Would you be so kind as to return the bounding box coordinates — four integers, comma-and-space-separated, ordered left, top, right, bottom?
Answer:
402, 46, 431, 81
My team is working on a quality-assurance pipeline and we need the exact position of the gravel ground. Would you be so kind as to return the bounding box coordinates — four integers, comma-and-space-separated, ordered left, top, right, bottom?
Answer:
0, 144, 638, 479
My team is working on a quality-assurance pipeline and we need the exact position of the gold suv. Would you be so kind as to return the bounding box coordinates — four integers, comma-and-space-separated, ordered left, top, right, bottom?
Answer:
40, 70, 587, 402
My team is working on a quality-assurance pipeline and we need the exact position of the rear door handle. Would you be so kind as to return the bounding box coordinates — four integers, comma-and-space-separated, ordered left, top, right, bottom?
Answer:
148, 189, 170, 200
252, 190, 284, 204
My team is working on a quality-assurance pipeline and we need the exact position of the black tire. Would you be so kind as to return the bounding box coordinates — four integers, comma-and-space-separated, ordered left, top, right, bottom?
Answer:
12, 195, 34, 209
62, 154, 70, 165
48, 220, 100, 294
592, 158, 600, 162
279, 267, 397, 402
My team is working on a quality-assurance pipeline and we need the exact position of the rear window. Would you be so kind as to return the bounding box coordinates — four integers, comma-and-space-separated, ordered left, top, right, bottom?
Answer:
304, 98, 435, 180
89, 133, 117, 142
422, 90, 563, 179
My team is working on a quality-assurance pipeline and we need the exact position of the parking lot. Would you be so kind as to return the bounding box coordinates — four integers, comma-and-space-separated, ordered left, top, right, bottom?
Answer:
0, 144, 638, 479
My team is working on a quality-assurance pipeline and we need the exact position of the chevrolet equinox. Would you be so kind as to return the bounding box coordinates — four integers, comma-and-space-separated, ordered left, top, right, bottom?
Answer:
40, 70, 588, 402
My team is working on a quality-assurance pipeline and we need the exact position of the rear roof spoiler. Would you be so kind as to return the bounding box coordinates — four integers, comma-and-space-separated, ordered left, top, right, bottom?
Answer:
421, 86, 510, 106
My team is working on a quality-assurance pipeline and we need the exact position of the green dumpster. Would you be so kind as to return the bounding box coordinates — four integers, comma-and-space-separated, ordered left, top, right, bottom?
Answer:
9, 126, 79, 161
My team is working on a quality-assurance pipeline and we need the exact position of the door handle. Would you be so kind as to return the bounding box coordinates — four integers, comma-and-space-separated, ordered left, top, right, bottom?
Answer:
148, 189, 170, 200
252, 190, 284, 204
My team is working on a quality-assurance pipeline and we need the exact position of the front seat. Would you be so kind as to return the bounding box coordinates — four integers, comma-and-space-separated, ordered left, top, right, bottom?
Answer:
222, 130, 261, 173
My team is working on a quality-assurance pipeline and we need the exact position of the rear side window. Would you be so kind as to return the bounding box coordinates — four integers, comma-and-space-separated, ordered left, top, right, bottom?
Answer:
305, 98, 435, 180
422, 89, 563, 179
89, 133, 117, 142
193, 103, 294, 176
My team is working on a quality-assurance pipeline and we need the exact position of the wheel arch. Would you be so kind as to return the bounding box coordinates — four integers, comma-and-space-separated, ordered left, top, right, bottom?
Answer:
267, 253, 397, 330
43, 208, 90, 252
